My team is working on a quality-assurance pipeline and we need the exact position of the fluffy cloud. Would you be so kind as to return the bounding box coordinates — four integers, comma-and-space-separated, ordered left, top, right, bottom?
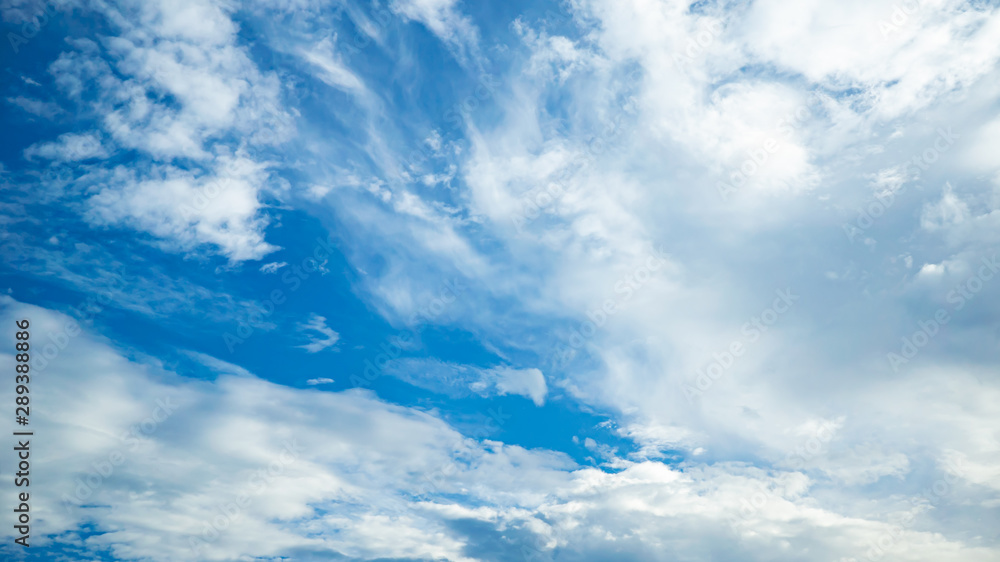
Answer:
23, 132, 108, 162
295, 2, 1000, 557
4, 0, 1000, 559
383, 358, 548, 405
3, 297, 997, 561
85, 155, 280, 261
33, 0, 295, 262
471, 366, 548, 406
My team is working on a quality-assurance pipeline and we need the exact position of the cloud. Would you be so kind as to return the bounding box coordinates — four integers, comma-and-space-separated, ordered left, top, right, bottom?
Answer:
299, 37, 370, 98
306, 377, 335, 385
24, 132, 108, 162
5, 297, 998, 562
384, 358, 548, 405
85, 155, 280, 262
281, 4, 1000, 557
0, 232, 276, 328
391, 0, 480, 62
5, 0, 1000, 559
295, 314, 340, 353
183, 350, 256, 378
259, 261, 288, 274
471, 366, 548, 406
921, 183, 970, 231
33, 0, 296, 262
6, 95, 62, 118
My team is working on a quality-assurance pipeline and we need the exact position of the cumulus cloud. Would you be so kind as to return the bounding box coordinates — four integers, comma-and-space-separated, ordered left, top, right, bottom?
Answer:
24, 132, 107, 162
470, 366, 548, 406
86, 155, 280, 261
4, 298, 997, 561
32, 0, 295, 262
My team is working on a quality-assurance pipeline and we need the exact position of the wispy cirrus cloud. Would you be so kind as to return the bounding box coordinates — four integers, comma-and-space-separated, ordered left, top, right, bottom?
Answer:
295, 313, 340, 353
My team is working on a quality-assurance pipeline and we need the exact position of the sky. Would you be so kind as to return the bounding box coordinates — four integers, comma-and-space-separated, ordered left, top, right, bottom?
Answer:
0, 0, 999, 560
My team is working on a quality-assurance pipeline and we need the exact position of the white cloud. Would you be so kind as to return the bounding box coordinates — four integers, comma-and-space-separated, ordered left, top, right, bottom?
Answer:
392, 0, 480, 61
737, 0, 1000, 119
86, 155, 279, 262
259, 261, 288, 274
4, 298, 997, 561
184, 350, 256, 378
294, 6, 1000, 559
0, 234, 275, 326
24, 132, 108, 162
471, 366, 548, 406
36, 0, 295, 262
6, 95, 62, 118
300, 37, 370, 98
921, 183, 970, 231
306, 377, 335, 385
9, 0, 1000, 559
295, 314, 340, 353
384, 358, 548, 405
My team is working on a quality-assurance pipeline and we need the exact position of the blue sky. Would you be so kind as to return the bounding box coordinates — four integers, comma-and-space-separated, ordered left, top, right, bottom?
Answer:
1, 0, 1000, 560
